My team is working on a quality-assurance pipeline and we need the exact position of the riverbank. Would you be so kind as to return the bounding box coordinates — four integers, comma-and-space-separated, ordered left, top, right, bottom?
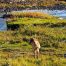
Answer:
0, 1, 66, 12
0, 11, 66, 66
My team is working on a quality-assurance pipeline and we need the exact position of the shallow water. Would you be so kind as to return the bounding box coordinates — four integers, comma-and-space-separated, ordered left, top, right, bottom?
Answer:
0, 18, 7, 31
0, 13, 7, 31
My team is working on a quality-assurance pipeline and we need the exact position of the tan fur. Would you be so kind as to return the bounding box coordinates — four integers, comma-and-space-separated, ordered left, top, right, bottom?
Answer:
30, 38, 40, 58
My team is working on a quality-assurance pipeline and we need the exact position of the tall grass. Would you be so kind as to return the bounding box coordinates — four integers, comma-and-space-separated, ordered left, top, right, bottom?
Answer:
8, 12, 53, 19
0, 53, 66, 66
1, 11, 66, 66
7, 18, 66, 26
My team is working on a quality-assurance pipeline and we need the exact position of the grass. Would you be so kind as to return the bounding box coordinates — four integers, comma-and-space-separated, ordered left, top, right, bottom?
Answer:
7, 17, 66, 25
10, 11, 53, 18
3, 17, 66, 52
5, 11, 54, 21
3, 13, 66, 51
0, 52, 66, 66
0, 11, 66, 66
5, 12, 66, 26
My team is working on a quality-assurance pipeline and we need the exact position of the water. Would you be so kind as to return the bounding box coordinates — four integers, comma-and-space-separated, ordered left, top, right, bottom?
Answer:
0, 13, 7, 31
0, 18, 7, 31
43, 10, 66, 18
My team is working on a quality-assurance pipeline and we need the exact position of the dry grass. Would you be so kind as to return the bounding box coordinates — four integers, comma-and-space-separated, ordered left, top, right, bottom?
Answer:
9, 11, 53, 19
0, 51, 66, 66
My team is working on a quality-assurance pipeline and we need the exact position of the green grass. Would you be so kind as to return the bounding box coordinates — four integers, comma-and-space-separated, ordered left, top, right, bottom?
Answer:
0, 52, 66, 66
0, 12, 66, 66
4, 17, 66, 51
7, 18, 66, 25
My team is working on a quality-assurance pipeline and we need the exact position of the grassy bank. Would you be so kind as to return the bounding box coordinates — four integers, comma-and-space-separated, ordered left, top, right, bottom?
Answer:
7, 17, 66, 25
0, 12, 66, 66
